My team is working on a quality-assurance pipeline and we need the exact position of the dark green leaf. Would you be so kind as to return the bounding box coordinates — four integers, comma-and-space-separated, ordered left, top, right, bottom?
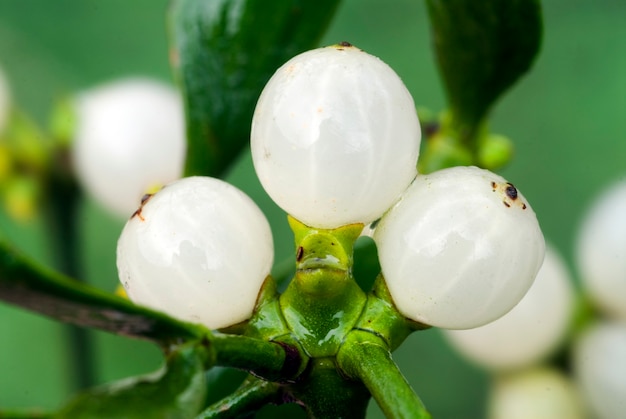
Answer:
169, 0, 341, 177
426, 0, 542, 141
54, 343, 208, 419
0, 240, 205, 344
353, 236, 380, 292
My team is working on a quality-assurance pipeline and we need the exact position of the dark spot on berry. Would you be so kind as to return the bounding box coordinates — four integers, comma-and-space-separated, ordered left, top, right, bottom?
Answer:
505, 183, 518, 200
131, 193, 154, 221
339, 41, 352, 47
131, 207, 145, 221
296, 246, 304, 262
140, 193, 153, 205
522, 203, 527, 210
491, 181, 497, 191
503, 201, 511, 208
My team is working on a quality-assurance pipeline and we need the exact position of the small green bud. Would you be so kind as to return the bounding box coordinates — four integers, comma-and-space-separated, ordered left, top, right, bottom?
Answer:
478, 133, 514, 170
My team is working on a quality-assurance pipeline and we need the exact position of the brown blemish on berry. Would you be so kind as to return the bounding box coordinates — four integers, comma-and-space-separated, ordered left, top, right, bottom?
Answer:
131, 207, 145, 221
505, 183, 518, 200
339, 41, 352, 47
285, 63, 297, 75
130, 193, 154, 221
491, 180, 527, 210
140, 193, 153, 206
296, 246, 304, 262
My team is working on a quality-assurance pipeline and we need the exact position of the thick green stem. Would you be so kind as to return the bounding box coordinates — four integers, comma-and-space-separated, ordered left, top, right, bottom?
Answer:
197, 376, 281, 419
212, 334, 302, 381
337, 330, 431, 419
291, 357, 370, 418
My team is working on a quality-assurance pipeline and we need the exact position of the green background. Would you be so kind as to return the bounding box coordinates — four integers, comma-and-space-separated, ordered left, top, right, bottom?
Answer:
0, 0, 624, 417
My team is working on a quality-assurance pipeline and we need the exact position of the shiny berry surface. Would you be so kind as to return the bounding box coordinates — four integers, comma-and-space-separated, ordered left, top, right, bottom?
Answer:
374, 166, 545, 329
251, 44, 420, 228
117, 176, 274, 329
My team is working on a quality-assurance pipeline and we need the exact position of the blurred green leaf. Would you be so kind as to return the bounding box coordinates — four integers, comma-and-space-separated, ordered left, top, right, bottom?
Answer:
54, 343, 208, 419
0, 240, 206, 344
426, 0, 542, 142
169, 0, 341, 177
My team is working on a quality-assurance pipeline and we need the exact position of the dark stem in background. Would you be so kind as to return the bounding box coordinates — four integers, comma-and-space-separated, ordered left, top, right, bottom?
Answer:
44, 148, 94, 391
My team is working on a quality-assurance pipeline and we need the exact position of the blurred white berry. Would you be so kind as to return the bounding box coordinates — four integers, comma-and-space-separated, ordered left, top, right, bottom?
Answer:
488, 367, 584, 419
116, 176, 274, 329
443, 245, 574, 370
573, 321, 626, 419
72, 78, 186, 217
374, 166, 545, 329
0, 63, 10, 133
251, 43, 420, 229
576, 179, 626, 322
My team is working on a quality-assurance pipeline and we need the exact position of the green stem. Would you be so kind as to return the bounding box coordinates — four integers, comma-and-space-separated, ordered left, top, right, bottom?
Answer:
337, 330, 431, 419
44, 150, 94, 391
196, 376, 281, 419
212, 334, 302, 382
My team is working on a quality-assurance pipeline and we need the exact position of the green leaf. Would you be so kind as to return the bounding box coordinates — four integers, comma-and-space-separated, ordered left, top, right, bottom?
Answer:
426, 0, 542, 141
169, 0, 341, 177
54, 343, 208, 419
0, 239, 205, 344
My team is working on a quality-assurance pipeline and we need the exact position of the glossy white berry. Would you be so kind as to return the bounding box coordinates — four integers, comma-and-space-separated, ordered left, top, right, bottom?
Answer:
72, 78, 186, 218
0, 63, 9, 133
576, 179, 626, 322
488, 367, 583, 419
444, 245, 574, 369
573, 321, 626, 419
374, 166, 545, 329
116, 176, 274, 329
251, 43, 421, 229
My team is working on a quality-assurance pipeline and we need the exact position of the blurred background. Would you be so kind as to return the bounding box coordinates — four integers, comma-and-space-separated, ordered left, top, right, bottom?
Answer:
0, 0, 624, 417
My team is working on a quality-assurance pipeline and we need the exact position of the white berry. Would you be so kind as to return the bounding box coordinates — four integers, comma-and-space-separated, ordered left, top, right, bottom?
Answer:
444, 245, 574, 370
374, 166, 545, 329
488, 367, 583, 419
116, 176, 274, 329
573, 321, 626, 419
576, 179, 626, 322
251, 43, 421, 228
72, 78, 186, 218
